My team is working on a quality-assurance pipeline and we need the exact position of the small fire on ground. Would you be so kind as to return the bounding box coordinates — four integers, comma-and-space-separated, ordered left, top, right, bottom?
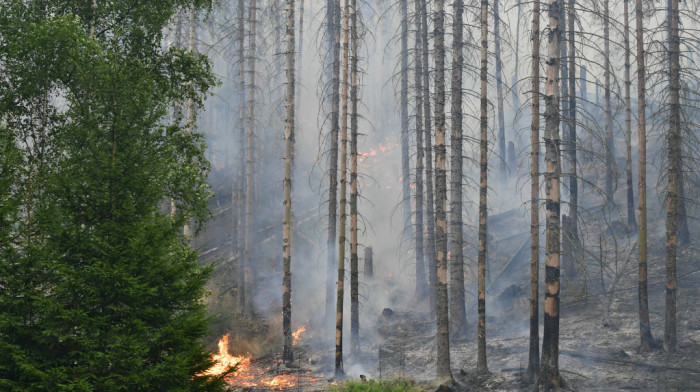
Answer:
203, 332, 319, 390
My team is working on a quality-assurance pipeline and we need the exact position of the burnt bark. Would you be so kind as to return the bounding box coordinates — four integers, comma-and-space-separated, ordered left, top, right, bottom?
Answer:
349, 0, 359, 357
624, 0, 637, 231
477, 0, 489, 374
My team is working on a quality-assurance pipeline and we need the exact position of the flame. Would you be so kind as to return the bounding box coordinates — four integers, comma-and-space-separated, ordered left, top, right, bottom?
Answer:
292, 325, 306, 346
203, 334, 320, 390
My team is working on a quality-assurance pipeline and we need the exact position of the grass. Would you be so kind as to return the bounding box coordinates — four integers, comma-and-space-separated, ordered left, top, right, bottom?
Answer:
330, 379, 428, 392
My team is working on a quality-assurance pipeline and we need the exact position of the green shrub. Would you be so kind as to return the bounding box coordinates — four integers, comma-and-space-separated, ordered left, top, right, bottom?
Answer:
331, 379, 428, 392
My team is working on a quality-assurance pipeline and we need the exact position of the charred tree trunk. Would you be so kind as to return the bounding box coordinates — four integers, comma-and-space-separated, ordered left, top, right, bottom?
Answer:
400, 0, 412, 248
363, 246, 373, 278
540, 0, 562, 386
349, 0, 360, 357
664, 0, 680, 353
326, 0, 341, 324
243, 0, 258, 317
527, 0, 541, 381
494, 0, 506, 174
604, 0, 614, 200
335, 0, 350, 374
477, 0, 489, 374
635, 0, 654, 353
623, 0, 637, 231
282, 0, 296, 364
449, 0, 467, 340
413, 0, 428, 301
433, 0, 453, 381
420, 0, 437, 314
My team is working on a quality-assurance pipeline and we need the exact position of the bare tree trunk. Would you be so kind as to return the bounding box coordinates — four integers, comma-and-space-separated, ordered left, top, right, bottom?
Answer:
243, 0, 258, 317
527, 0, 541, 382
413, 0, 428, 301
512, 0, 522, 109
349, 0, 360, 357
296, 0, 304, 109
400, 0, 412, 248
282, 0, 296, 364
335, 0, 350, 375
540, 0, 562, 386
494, 0, 506, 174
635, 0, 654, 353
604, 0, 614, 200
433, 0, 453, 381
236, 0, 248, 315
326, 0, 341, 324
420, 0, 437, 314
624, 0, 637, 231
363, 246, 373, 278
664, 0, 680, 353
567, 0, 578, 251
477, 0, 489, 374
449, 0, 467, 340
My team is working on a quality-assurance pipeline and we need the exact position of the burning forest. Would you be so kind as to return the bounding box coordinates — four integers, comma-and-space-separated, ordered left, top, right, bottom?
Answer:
1, 0, 700, 391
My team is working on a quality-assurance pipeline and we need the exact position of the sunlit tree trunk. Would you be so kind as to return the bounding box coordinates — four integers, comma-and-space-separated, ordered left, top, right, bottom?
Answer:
326, 0, 340, 323
664, 0, 680, 353
349, 0, 359, 356
477, 0, 489, 374
420, 0, 437, 313
449, 0, 467, 340
400, 0, 412, 248
243, 0, 258, 317
413, 0, 428, 301
433, 0, 452, 381
527, 0, 541, 381
540, 0, 562, 386
494, 0, 506, 174
635, 0, 654, 353
604, 0, 614, 199
282, 0, 296, 364
335, 0, 350, 375
623, 0, 637, 231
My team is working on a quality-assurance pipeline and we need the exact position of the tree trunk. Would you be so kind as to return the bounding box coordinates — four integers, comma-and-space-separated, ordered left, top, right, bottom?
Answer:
282, 0, 296, 364
236, 0, 248, 316
449, 0, 467, 341
664, 0, 680, 353
477, 0, 489, 374
400, 0, 412, 249
635, 0, 654, 353
243, 0, 258, 317
326, 0, 340, 324
527, 0, 541, 382
420, 0, 437, 314
413, 0, 428, 302
433, 0, 453, 381
349, 0, 360, 357
604, 0, 614, 199
494, 0, 506, 175
567, 0, 578, 254
335, 0, 350, 374
540, 0, 562, 386
363, 246, 373, 278
296, 0, 304, 109
624, 0, 637, 231
512, 0, 521, 109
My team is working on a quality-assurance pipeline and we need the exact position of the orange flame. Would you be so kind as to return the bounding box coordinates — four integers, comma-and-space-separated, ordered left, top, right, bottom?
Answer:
292, 326, 306, 346
203, 334, 319, 390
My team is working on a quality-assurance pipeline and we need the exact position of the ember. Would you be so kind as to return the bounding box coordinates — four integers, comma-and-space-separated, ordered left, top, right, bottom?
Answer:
292, 325, 306, 346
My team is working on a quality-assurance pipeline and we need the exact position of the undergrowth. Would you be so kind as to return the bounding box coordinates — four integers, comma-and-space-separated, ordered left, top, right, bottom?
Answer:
330, 379, 428, 392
